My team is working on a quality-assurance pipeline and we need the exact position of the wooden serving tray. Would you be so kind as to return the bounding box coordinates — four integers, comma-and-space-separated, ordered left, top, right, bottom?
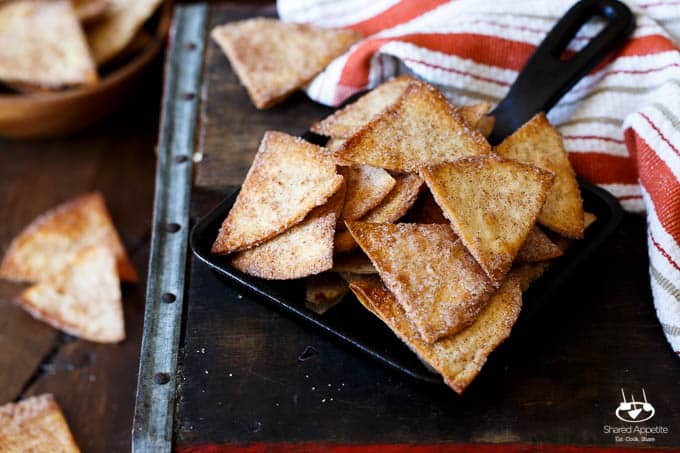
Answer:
132, 3, 680, 452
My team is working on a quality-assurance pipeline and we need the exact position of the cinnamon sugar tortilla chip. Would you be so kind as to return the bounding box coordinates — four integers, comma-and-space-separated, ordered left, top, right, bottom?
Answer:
422, 155, 554, 286
212, 18, 361, 109
311, 76, 414, 138
86, 0, 163, 64
350, 275, 522, 394
517, 226, 563, 263
0, 394, 80, 453
305, 272, 348, 314
339, 166, 395, 222
346, 222, 494, 344
333, 251, 376, 274
334, 174, 423, 253
458, 102, 495, 137
495, 113, 584, 239
0, 192, 137, 283
72, 0, 111, 23
0, 0, 97, 88
19, 245, 125, 343
231, 182, 345, 280
334, 81, 491, 172
512, 261, 551, 291
212, 131, 343, 255
584, 212, 597, 229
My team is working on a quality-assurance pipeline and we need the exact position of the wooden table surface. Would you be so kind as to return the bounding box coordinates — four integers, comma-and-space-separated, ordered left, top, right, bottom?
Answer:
0, 66, 161, 451
174, 2, 680, 450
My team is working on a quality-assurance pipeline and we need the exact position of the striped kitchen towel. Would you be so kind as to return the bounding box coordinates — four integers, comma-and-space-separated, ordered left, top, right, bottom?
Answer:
278, 0, 680, 356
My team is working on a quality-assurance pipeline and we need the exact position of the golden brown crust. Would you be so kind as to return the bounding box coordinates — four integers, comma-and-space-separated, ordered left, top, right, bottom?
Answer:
0, 192, 137, 283
18, 245, 125, 343
86, 0, 164, 65
334, 81, 491, 172
457, 102, 495, 137
211, 18, 362, 109
346, 222, 495, 344
310, 75, 415, 138
333, 174, 423, 253
494, 113, 585, 239
305, 272, 349, 314
421, 155, 554, 286
339, 165, 396, 222
212, 131, 343, 255
516, 226, 563, 263
230, 179, 345, 280
0, 394, 80, 453
350, 275, 522, 394
0, 0, 97, 88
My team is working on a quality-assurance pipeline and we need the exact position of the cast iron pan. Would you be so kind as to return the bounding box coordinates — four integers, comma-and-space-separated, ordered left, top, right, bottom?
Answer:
191, 0, 633, 383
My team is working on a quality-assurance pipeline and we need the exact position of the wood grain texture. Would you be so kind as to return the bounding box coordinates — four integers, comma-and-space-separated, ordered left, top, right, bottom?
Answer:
177, 2, 680, 448
0, 67, 159, 451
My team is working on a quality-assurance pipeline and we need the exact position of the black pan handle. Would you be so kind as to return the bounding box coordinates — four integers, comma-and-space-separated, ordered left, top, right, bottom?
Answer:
488, 0, 635, 144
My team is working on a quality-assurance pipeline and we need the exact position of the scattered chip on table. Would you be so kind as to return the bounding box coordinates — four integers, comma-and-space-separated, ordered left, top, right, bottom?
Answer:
0, 192, 137, 283
495, 113, 584, 239
422, 155, 554, 286
350, 275, 522, 394
334, 81, 491, 172
346, 222, 494, 344
311, 75, 414, 138
0, 0, 97, 88
231, 181, 345, 280
211, 17, 362, 109
19, 245, 125, 343
87, 0, 164, 65
0, 394, 80, 453
211, 131, 343, 255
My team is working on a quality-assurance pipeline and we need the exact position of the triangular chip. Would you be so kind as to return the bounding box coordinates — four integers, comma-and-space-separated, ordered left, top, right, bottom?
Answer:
311, 76, 414, 138
0, 394, 80, 452
422, 155, 554, 285
212, 131, 343, 255
334, 174, 423, 253
516, 227, 563, 263
339, 166, 395, 222
18, 245, 125, 343
350, 275, 522, 394
494, 113, 584, 239
458, 102, 495, 137
346, 222, 494, 343
584, 212, 597, 229
333, 251, 376, 274
211, 18, 362, 109
231, 182, 345, 280
0, 0, 97, 88
0, 192, 137, 283
512, 262, 551, 292
73, 0, 111, 23
305, 272, 348, 315
86, 0, 163, 64
335, 81, 490, 172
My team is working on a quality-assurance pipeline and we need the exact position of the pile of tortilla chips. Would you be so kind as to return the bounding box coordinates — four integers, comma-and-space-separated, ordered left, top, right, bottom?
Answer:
0, 192, 135, 343
0, 0, 163, 90
211, 76, 593, 393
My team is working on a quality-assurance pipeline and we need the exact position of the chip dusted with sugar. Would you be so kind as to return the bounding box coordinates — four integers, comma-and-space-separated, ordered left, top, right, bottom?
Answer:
211, 18, 361, 109
212, 131, 343, 255
516, 226, 563, 263
350, 275, 522, 394
339, 166, 396, 222
0, 192, 137, 283
346, 222, 494, 344
495, 113, 584, 239
231, 182, 345, 280
86, 0, 164, 64
334, 81, 490, 172
311, 76, 414, 138
0, 0, 97, 88
422, 155, 554, 286
0, 394, 80, 453
19, 245, 125, 343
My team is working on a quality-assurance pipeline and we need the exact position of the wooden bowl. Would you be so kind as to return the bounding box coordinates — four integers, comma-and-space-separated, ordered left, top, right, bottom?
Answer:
0, 2, 172, 139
